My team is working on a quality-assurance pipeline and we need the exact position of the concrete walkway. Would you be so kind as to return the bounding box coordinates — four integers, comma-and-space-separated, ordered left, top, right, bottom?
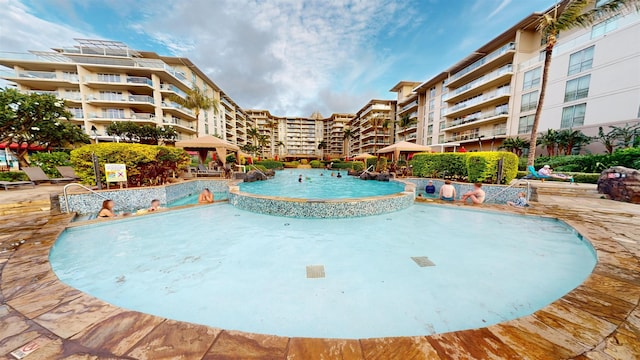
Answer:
1, 184, 639, 359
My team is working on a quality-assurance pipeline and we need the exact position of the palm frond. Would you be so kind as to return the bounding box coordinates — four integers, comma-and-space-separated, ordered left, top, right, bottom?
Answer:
565, 0, 640, 30
555, 0, 591, 30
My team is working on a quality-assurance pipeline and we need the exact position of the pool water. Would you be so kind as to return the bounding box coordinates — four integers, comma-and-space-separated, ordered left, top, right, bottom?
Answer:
167, 192, 227, 207
239, 169, 405, 199
51, 203, 596, 339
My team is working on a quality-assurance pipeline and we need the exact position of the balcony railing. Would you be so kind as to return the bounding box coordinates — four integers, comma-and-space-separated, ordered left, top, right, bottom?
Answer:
450, 64, 512, 96
446, 86, 510, 115
444, 127, 507, 143
160, 84, 187, 98
128, 95, 154, 103
162, 101, 194, 115
13, 70, 78, 82
400, 100, 418, 113
449, 42, 515, 83
69, 109, 84, 118
445, 106, 509, 129
163, 116, 194, 129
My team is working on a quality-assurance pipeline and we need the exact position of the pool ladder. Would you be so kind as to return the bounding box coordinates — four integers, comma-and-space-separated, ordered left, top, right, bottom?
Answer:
484, 179, 531, 204
62, 183, 109, 213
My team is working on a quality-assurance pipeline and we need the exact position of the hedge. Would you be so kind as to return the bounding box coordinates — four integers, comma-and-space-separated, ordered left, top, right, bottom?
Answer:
330, 161, 365, 170
0, 172, 29, 182
309, 160, 323, 168
283, 161, 300, 168
520, 148, 640, 172
365, 157, 387, 171
411, 151, 519, 183
30, 152, 71, 178
255, 160, 284, 169
70, 143, 190, 186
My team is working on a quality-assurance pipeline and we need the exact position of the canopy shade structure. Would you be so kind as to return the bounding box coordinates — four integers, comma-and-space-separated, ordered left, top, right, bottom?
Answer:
175, 135, 240, 165
353, 153, 376, 160
376, 141, 431, 161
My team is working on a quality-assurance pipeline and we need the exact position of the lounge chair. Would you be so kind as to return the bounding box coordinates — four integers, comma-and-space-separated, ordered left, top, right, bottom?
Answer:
0, 180, 35, 191
527, 165, 574, 183
55, 166, 79, 180
196, 164, 222, 177
22, 166, 74, 184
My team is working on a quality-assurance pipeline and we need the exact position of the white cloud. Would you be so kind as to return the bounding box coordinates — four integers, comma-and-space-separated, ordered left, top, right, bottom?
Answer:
487, 0, 512, 19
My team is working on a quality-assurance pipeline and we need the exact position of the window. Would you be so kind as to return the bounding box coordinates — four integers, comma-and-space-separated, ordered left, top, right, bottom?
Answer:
591, 17, 618, 39
426, 137, 433, 145
523, 67, 541, 90
428, 98, 435, 110
97, 73, 120, 82
520, 91, 539, 112
439, 121, 446, 130
99, 91, 122, 101
204, 123, 209, 134
564, 75, 591, 102
518, 115, 534, 134
561, 104, 586, 128
568, 46, 594, 75
429, 87, 436, 98
428, 112, 434, 123
427, 124, 433, 136
438, 134, 445, 143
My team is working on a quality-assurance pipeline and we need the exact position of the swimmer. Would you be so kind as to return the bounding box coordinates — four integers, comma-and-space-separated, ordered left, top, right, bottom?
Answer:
336, 172, 342, 178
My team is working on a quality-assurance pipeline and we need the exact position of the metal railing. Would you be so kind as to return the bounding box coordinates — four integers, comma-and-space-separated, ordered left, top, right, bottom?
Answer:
484, 179, 531, 203
63, 183, 109, 213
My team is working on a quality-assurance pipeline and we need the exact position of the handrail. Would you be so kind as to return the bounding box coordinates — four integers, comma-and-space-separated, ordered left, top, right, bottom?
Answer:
235, 164, 246, 173
247, 165, 268, 178
484, 179, 530, 203
63, 183, 109, 213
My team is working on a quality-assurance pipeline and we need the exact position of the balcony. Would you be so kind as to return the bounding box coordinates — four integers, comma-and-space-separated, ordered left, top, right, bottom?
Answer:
445, 86, 511, 118
444, 127, 507, 143
85, 94, 155, 109
162, 101, 195, 119
221, 97, 234, 110
159, 83, 187, 98
84, 75, 153, 89
445, 106, 509, 130
88, 112, 157, 124
162, 116, 196, 132
398, 100, 419, 113
447, 42, 515, 87
446, 64, 513, 103
4, 70, 79, 87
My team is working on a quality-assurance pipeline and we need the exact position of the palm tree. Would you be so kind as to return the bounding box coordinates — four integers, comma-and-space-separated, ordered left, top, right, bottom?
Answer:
367, 114, 385, 154
317, 139, 327, 160
247, 127, 259, 146
343, 127, 356, 157
500, 137, 530, 157
257, 134, 270, 158
538, 129, 559, 156
398, 113, 417, 141
556, 128, 591, 155
596, 126, 617, 154
382, 118, 393, 145
167, 85, 218, 135
526, 0, 640, 165
275, 140, 285, 158
610, 122, 640, 148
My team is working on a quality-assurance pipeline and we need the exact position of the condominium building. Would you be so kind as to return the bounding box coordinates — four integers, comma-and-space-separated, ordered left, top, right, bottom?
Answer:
390, 81, 421, 143
0, 39, 248, 143
348, 99, 396, 156
413, 0, 640, 153
324, 113, 354, 158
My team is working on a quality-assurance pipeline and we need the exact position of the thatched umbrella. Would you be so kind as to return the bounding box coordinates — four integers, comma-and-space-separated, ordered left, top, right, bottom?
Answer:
377, 141, 431, 162
175, 135, 240, 165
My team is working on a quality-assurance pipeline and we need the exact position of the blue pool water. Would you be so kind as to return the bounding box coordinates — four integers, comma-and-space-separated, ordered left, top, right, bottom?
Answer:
51, 203, 596, 339
167, 192, 227, 207
239, 169, 405, 199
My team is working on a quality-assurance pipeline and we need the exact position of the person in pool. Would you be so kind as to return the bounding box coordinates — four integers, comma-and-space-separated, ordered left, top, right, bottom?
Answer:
461, 183, 485, 204
148, 199, 162, 211
198, 188, 214, 204
439, 180, 456, 201
425, 180, 436, 195
298, 174, 303, 182
98, 199, 117, 218
336, 172, 342, 178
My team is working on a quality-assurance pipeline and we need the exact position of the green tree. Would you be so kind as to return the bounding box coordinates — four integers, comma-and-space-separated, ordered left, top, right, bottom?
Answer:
0, 88, 89, 166
247, 127, 260, 147
367, 114, 385, 154
265, 119, 278, 158
610, 122, 640, 148
167, 85, 218, 135
526, 0, 640, 165
343, 127, 356, 157
257, 133, 270, 157
595, 126, 617, 154
499, 137, 530, 157
398, 113, 417, 141
538, 129, 559, 156
556, 128, 591, 155
382, 118, 393, 145
317, 139, 327, 160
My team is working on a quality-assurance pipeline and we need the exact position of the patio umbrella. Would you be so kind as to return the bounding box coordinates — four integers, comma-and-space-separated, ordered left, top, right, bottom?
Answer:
353, 153, 376, 161
377, 141, 431, 162
175, 135, 240, 165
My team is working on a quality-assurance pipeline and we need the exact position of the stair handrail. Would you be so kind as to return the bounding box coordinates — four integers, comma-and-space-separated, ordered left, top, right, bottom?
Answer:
63, 183, 109, 213
247, 164, 268, 178
484, 179, 531, 203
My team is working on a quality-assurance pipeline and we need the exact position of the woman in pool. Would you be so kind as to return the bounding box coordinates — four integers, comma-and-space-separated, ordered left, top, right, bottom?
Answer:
439, 180, 456, 201
198, 188, 214, 204
98, 199, 117, 218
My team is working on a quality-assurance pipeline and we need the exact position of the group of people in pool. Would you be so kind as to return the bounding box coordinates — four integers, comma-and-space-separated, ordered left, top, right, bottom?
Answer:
98, 188, 216, 219
298, 172, 342, 182
421, 179, 528, 207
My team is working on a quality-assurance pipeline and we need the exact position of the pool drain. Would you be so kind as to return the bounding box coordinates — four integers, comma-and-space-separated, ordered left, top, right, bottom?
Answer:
306, 265, 325, 278
411, 256, 435, 267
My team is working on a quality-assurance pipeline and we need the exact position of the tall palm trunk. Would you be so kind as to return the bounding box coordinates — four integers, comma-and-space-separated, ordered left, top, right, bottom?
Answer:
194, 109, 200, 135
527, 43, 554, 166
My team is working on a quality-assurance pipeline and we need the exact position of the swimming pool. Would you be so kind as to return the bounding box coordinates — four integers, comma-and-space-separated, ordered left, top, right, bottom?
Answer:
167, 192, 227, 207
51, 203, 596, 339
239, 168, 405, 199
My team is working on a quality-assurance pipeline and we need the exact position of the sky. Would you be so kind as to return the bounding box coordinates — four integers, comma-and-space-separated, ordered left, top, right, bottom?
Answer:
0, 0, 557, 117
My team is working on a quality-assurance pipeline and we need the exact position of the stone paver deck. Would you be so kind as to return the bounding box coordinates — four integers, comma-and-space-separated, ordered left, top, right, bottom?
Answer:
1, 185, 639, 359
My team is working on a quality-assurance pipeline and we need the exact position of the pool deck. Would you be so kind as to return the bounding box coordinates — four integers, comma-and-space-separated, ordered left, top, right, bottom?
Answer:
1, 182, 639, 359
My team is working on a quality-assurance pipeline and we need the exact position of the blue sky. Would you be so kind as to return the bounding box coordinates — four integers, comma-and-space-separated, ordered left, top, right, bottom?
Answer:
1, 0, 556, 116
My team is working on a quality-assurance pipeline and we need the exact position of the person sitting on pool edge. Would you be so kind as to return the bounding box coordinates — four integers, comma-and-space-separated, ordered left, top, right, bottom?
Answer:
425, 180, 436, 195
507, 192, 529, 208
439, 180, 456, 201
198, 188, 214, 204
461, 183, 485, 204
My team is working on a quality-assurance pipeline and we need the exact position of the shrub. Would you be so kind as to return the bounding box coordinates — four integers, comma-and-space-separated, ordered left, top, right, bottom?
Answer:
411, 152, 467, 179
309, 160, 323, 168
466, 151, 519, 184
351, 161, 365, 171
255, 160, 284, 169
226, 154, 237, 164
283, 161, 299, 168
0, 172, 29, 182
70, 143, 190, 186
300, 159, 308, 165
30, 151, 71, 177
